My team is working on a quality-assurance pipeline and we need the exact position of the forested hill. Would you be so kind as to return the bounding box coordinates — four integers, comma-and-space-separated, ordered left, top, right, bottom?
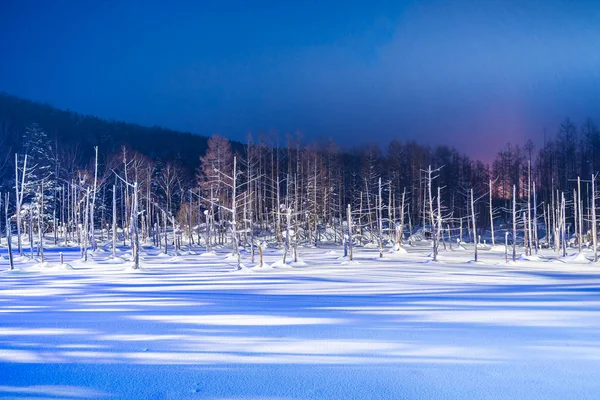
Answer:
0, 92, 242, 170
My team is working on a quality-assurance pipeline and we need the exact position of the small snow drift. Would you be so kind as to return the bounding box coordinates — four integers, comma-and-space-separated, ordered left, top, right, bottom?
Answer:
390, 243, 408, 254
31, 262, 74, 271
561, 253, 590, 264
518, 254, 542, 262
489, 245, 508, 253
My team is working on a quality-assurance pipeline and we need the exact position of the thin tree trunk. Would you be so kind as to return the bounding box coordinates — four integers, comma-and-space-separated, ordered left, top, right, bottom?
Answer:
29, 206, 34, 260
112, 185, 117, 258
527, 160, 532, 255
347, 204, 353, 261
561, 192, 567, 257
378, 178, 383, 258
38, 183, 44, 263
428, 166, 437, 260
5, 193, 13, 270
592, 174, 597, 262
533, 182, 538, 253
15, 154, 27, 256
131, 182, 140, 269
398, 188, 406, 246
90, 146, 98, 251
471, 188, 477, 262
578, 177, 583, 254
489, 179, 495, 246
512, 185, 517, 262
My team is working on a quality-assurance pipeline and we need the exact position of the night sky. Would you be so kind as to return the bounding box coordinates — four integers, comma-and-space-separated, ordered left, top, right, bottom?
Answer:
1, 0, 599, 162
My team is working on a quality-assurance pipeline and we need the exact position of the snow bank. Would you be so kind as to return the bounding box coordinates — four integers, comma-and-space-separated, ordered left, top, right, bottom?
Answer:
561, 252, 590, 264
31, 262, 74, 271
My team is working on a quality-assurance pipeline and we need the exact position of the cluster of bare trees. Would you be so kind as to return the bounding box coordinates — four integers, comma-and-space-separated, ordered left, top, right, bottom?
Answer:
1, 115, 600, 270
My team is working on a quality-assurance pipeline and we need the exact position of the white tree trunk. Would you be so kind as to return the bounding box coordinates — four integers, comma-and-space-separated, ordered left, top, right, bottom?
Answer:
560, 192, 569, 257
231, 157, 240, 267
592, 174, 598, 262
5, 193, 13, 270
90, 146, 98, 251
112, 185, 117, 258
489, 179, 495, 246
512, 185, 517, 262
347, 204, 353, 261
577, 177, 583, 254
471, 188, 477, 262
378, 177, 383, 258
427, 166, 437, 260
15, 154, 27, 256
398, 188, 406, 246
533, 182, 538, 253
527, 160, 532, 255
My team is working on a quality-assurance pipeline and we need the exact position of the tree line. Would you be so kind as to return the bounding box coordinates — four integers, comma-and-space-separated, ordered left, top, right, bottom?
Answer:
1, 92, 599, 269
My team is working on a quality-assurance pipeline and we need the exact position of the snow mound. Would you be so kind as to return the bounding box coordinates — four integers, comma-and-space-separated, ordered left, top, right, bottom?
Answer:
102, 256, 128, 263
89, 248, 108, 254
562, 253, 590, 263
466, 260, 486, 265
372, 255, 392, 261
324, 250, 338, 255
518, 254, 542, 262
489, 245, 508, 252
269, 259, 293, 268
199, 251, 217, 257
32, 262, 74, 271
251, 262, 273, 270
13, 255, 34, 262
233, 264, 254, 273
290, 259, 308, 267
390, 243, 408, 253
122, 263, 147, 273
1, 267, 29, 274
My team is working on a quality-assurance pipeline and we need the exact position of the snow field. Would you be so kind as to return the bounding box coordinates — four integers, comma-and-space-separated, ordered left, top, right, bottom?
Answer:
1, 243, 600, 399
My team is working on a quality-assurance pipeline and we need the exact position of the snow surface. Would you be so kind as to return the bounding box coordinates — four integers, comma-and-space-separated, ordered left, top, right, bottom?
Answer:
1, 243, 600, 399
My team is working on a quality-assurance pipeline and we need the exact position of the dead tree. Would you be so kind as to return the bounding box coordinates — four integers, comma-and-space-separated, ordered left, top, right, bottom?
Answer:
90, 146, 99, 251
15, 154, 27, 256
112, 184, 117, 258
592, 174, 598, 262
470, 189, 477, 261
424, 165, 442, 261
347, 204, 353, 261
5, 193, 13, 270
512, 185, 517, 262
378, 177, 384, 258
488, 178, 496, 246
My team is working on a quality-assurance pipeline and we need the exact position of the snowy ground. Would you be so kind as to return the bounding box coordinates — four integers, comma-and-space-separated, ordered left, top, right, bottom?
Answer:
1, 242, 600, 399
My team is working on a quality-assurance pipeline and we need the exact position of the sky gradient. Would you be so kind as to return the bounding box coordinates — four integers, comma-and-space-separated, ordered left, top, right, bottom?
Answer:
1, 0, 599, 162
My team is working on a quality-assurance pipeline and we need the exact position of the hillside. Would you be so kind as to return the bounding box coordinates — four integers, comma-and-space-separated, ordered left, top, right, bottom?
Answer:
0, 92, 244, 170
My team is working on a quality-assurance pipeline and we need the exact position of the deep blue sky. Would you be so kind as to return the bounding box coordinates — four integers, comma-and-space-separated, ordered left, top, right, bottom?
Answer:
1, 0, 599, 162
